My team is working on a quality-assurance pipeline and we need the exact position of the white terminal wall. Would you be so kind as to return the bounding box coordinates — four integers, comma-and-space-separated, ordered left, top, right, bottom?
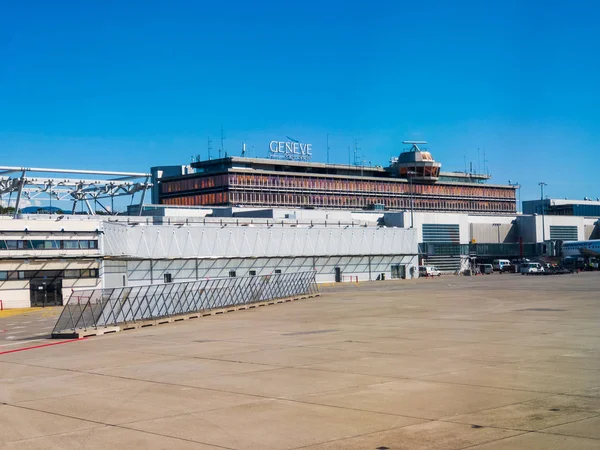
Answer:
383, 212, 471, 244
101, 223, 417, 259
101, 223, 419, 285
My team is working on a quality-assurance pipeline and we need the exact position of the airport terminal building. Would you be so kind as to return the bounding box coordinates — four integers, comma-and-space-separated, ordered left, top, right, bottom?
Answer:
1, 144, 598, 309
154, 143, 517, 214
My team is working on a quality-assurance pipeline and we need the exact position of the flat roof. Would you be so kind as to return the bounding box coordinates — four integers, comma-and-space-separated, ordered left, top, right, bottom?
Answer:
183, 157, 507, 188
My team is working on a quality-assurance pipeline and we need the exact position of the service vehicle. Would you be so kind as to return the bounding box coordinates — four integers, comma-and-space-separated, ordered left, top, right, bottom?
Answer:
520, 262, 545, 274
419, 266, 442, 277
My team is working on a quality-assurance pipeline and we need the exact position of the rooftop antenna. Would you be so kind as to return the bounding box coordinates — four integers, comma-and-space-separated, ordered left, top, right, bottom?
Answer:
464, 155, 467, 174
326, 133, 330, 164
353, 138, 360, 165
241, 143, 246, 157
208, 137, 212, 160
348, 146, 351, 165
483, 148, 489, 176
219, 126, 225, 159
477, 148, 480, 174
402, 141, 428, 152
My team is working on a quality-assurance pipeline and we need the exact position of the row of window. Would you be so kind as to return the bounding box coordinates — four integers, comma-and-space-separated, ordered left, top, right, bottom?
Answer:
227, 173, 515, 199
0, 268, 99, 281
163, 190, 516, 212
160, 173, 516, 200
161, 174, 229, 194
163, 192, 229, 206
0, 240, 99, 250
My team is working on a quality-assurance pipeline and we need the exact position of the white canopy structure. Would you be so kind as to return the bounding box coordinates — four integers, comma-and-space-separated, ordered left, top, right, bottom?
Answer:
0, 166, 152, 217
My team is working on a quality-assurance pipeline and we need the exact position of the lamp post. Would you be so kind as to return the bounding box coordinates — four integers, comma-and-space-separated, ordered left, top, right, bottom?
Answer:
539, 182, 547, 243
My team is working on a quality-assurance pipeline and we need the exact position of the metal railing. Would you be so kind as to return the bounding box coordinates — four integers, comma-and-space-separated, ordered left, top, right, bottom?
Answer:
52, 271, 318, 335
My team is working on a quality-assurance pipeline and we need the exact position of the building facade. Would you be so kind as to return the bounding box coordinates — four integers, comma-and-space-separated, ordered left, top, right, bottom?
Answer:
0, 214, 419, 309
154, 148, 517, 214
523, 198, 600, 217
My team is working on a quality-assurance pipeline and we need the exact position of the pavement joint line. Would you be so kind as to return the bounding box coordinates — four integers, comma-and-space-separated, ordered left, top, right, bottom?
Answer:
435, 393, 581, 428
289, 420, 436, 450
3, 403, 237, 450
455, 430, 533, 450
281, 363, 570, 395
9, 363, 435, 421
9, 356, 584, 407
116, 423, 237, 450
3, 424, 113, 447
289, 420, 527, 450
533, 412, 600, 440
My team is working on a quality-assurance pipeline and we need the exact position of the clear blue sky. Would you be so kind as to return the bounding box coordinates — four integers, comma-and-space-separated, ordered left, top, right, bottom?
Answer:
1, 0, 599, 204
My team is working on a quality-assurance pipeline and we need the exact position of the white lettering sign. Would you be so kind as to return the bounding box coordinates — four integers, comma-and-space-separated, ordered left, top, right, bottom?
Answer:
269, 140, 312, 160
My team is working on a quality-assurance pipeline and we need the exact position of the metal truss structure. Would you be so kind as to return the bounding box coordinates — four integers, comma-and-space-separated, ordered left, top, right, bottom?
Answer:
52, 271, 318, 336
0, 166, 152, 217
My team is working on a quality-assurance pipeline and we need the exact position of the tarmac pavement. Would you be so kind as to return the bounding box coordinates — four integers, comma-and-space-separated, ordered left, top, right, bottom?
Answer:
0, 307, 62, 351
1, 273, 599, 449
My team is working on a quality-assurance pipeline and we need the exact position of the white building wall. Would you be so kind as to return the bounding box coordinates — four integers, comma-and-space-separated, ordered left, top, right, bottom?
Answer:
98, 223, 419, 288
383, 212, 470, 244
101, 223, 418, 260
119, 254, 418, 287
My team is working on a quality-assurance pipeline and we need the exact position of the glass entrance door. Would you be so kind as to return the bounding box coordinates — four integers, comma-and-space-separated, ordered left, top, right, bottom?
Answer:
30, 278, 63, 307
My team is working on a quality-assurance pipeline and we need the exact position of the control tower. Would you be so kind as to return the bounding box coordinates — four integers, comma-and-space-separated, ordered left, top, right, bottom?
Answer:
396, 141, 441, 183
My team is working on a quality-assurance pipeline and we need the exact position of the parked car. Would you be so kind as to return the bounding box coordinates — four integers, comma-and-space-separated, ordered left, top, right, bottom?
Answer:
419, 266, 441, 277
520, 262, 545, 274
500, 264, 517, 273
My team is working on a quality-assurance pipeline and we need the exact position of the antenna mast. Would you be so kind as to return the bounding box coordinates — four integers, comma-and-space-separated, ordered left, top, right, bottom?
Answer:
219, 126, 225, 159
208, 137, 212, 160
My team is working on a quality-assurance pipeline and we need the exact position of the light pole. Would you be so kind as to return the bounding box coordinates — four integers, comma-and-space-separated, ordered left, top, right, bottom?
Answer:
539, 182, 547, 243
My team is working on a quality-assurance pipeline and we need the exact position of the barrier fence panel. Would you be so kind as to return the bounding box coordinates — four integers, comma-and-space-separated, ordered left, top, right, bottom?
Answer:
52, 271, 318, 335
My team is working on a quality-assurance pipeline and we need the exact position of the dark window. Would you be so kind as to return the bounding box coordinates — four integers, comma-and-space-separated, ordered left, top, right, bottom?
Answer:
249, 270, 256, 276
28, 240, 47, 250
274, 269, 282, 274
229, 270, 236, 277
62, 241, 80, 249
0, 271, 7, 280
164, 273, 172, 283
6, 240, 25, 250
64, 269, 80, 278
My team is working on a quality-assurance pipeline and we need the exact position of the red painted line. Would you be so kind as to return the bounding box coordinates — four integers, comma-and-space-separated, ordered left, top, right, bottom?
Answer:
0, 338, 86, 356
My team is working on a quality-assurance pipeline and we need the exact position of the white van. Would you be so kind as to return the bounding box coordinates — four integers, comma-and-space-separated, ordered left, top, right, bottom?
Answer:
419, 266, 441, 277
492, 259, 511, 271
520, 262, 545, 274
